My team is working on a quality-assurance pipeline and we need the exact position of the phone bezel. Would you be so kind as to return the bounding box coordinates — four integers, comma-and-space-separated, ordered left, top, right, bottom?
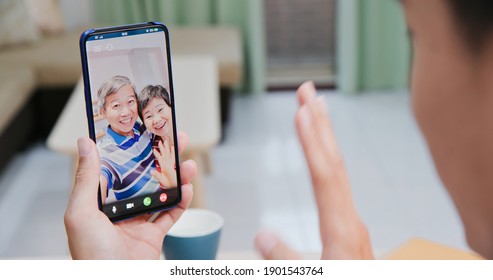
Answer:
79, 22, 182, 222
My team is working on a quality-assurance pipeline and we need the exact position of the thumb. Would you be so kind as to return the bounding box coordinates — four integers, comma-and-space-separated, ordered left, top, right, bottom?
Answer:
70, 137, 101, 210
255, 229, 302, 260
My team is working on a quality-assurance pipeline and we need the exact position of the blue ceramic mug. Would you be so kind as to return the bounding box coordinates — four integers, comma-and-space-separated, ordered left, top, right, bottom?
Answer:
163, 209, 224, 260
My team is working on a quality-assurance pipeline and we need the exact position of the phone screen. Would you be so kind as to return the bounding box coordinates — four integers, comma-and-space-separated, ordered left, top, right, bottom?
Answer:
82, 24, 181, 221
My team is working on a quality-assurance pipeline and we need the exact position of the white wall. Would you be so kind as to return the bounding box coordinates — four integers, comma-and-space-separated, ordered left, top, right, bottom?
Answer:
59, 0, 93, 30
86, 32, 170, 98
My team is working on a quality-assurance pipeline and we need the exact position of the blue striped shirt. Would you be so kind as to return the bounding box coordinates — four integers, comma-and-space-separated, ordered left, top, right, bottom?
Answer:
97, 122, 159, 203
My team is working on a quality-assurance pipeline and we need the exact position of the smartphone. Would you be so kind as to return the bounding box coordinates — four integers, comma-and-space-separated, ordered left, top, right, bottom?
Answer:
79, 22, 181, 222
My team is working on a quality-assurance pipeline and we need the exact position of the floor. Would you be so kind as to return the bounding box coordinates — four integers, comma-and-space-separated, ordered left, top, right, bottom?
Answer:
0, 90, 468, 259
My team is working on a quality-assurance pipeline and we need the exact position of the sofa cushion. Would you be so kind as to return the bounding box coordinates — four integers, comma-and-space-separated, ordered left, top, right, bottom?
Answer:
170, 27, 243, 87
0, 0, 40, 48
25, 0, 66, 35
0, 66, 37, 133
0, 30, 81, 87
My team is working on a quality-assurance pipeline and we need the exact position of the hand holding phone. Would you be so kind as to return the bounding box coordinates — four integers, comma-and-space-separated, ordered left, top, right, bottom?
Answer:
64, 135, 196, 259
79, 22, 182, 222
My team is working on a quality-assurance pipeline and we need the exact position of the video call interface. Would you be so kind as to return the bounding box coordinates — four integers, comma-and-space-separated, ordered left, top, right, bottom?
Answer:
85, 27, 179, 219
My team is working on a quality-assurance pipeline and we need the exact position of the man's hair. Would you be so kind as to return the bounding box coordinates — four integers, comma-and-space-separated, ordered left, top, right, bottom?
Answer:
97, 75, 137, 111
137, 84, 172, 121
448, 0, 493, 51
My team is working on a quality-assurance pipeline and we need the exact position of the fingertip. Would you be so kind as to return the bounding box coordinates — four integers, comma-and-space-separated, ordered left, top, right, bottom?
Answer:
297, 81, 317, 106
183, 159, 197, 170
180, 159, 197, 184
255, 229, 303, 260
75, 137, 99, 171
70, 138, 101, 211
255, 229, 280, 259
77, 137, 93, 157
178, 131, 188, 145
177, 131, 189, 153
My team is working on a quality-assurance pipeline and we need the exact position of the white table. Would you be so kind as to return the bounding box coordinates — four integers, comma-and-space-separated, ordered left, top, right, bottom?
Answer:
47, 55, 220, 208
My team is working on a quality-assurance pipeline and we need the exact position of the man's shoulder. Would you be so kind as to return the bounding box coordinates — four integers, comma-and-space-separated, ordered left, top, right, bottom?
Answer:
137, 127, 153, 143
97, 135, 118, 154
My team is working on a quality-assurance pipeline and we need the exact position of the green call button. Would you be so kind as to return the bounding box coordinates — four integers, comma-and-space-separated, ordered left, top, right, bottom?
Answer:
143, 197, 152, 207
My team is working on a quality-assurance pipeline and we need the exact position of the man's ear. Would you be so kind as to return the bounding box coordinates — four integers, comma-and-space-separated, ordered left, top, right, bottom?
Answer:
100, 107, 106, 118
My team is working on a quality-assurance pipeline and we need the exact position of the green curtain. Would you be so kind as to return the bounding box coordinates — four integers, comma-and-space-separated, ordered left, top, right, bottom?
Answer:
93, 0, 266, 94
337, 0, 410, 94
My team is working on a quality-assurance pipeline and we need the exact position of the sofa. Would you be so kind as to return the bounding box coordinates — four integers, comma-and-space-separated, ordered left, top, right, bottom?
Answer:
0, 29, 82, 171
